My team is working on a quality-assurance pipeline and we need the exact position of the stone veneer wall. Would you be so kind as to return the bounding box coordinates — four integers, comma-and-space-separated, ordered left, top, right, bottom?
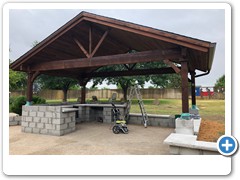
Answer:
22, 105, 75, 136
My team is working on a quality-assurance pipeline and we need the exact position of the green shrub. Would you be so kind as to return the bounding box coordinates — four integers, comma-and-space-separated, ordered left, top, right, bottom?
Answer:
9, 96, 46, 115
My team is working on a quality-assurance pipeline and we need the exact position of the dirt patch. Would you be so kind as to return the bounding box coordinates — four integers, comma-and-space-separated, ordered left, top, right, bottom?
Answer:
197, 120, 225, 142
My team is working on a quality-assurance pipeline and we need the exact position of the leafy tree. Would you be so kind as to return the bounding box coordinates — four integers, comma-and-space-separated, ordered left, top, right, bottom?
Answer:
36, 75, 78, 102
92, 64, 147, 101
214, 75, 225, 91
92, 60, 182, 100
9, 69, 27, 91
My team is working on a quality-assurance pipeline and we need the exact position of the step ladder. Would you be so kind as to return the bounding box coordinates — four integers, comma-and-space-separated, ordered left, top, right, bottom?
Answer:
125, 84, 149, 128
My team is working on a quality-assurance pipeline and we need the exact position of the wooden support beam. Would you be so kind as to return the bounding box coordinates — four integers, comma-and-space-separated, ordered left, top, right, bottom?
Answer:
85, 67, 176, 78
31, 49, 181, 71
31, 71, 41, 82
190, 71, 196, 106
26, 72, 33, 103
74, 38, 90, 58
163, 59, 181, 73
181, 61, 189, 113
78, 79, 88, 104
89, 25, 92, 54
90, 30, 109, 58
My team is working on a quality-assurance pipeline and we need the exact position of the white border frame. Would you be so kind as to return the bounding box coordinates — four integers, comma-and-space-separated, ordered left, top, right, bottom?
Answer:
3, 2, 231, 175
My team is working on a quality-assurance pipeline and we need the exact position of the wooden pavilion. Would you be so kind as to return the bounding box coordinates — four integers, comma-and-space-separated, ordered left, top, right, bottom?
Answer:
10, 11, 216, 113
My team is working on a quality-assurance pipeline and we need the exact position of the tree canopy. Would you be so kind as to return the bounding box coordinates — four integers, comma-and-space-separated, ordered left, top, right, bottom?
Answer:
214, 75, 225, 91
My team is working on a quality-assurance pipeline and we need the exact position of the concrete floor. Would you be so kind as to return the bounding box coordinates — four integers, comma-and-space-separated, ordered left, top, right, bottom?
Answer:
9, 122, 174, 155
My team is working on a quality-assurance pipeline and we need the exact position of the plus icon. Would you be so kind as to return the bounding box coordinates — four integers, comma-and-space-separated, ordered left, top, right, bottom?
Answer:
221, 139, 233, 151
217, 135, 238, 156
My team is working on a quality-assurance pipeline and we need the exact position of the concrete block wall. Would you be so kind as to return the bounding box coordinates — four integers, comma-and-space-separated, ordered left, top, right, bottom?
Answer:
22, 105, 75, 136
77, 106, 126, 123
169, 145, 219, 155
128, 113, 175, 128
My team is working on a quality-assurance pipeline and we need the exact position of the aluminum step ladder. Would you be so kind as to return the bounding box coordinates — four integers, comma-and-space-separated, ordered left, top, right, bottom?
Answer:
125, 84, 149, 128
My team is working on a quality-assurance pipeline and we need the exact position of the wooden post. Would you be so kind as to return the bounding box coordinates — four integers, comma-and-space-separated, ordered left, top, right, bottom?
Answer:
181, 61, 189, 113
81, 85, 86, 104
190, 71, 196, 107
79, 79, 88, 104
26, 72, 33, 105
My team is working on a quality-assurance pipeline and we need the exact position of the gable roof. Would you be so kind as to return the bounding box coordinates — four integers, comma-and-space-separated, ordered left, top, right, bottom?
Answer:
10, 11, 216, 78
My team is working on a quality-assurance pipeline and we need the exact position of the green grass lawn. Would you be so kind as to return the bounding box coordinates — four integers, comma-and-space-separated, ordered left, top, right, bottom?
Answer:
46, 98, 225, 122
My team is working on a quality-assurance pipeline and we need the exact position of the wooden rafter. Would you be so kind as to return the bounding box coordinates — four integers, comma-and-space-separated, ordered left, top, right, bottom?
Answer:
74, 38, 90, 58
30, 49, 181, 71
89, 25, 92, 54
90, 29, 109, 58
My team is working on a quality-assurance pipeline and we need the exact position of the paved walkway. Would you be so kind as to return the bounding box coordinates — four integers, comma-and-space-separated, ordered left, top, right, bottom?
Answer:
9, 122, 174, 155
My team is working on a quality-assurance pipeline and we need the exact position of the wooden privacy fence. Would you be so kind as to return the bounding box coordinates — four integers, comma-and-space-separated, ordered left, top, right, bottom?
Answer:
10, 88, 224, 100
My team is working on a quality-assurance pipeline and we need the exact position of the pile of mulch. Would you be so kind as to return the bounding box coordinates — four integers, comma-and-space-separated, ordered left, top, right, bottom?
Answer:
197, 120, 225, 142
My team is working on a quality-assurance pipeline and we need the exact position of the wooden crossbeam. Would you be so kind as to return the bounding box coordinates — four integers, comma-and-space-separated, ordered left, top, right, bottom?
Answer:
30, 49, 181, 71
90, 30, 109, 58
74, 38, 90, 58
84, 67, 176, 78
163, 59, 181, 73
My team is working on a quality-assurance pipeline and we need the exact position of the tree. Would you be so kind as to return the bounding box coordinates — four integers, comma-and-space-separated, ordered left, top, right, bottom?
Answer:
9, 69, 27, 91
37, 75, 78, 102
214, 75, 225, 91
92, 64, 147, 101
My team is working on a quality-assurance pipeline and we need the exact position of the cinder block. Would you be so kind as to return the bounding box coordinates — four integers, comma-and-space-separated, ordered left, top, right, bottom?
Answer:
26, 117, 33, 122
29, 122, 36, 128
72, 116, 76, 122
33, 117, 41, 123
37, 112, 45, 117
41, 118, 49, 124
175, 118, 194, 135
24, 127, 33, 133
55, 107, 61, 113
69, 112, 75, 117
45, 112, 53, 118
40, 129, 48, 134
52, 118, 64, 124
29, 111, 37, 117
48, 119, 52, 124
22, 111, 29, 116
180, 147, 201, 155
21, 121, 29, 127
21, 116, 26, 121
33, 128, 40, 134
37, 123, 44, 129
48, 106, 55, 112
30, 106, 39, 112
49, 130, 64, 136
160, 121, 169, 127
169, 145, 180, 155
45, 124, 54, 130
68, 122, 75, 128
56, 124, 68, 130
203, 150, 219, 155
65, 117, 72, 123
55, 113, 61, 118
39, 106, 47, 111
61, 113, 68, 118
